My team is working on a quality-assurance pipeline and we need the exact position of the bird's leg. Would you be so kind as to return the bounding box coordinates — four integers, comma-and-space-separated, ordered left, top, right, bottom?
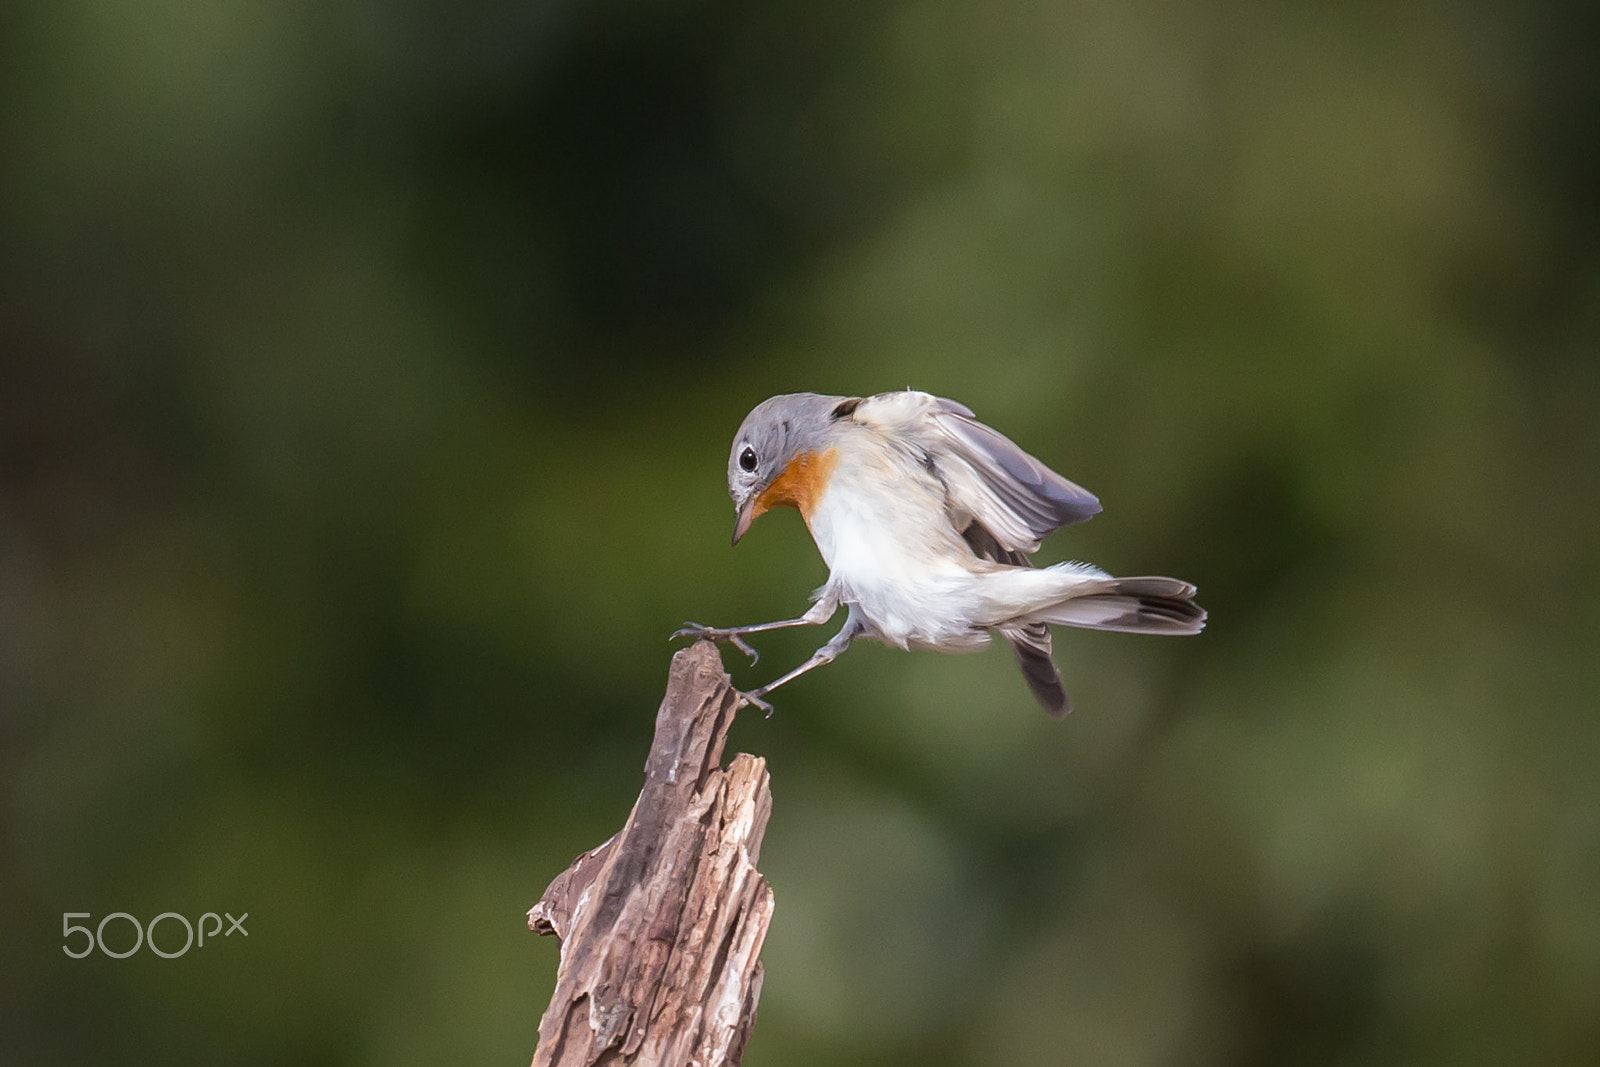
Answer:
741, 613, 864, 717
672, 599, 837, 665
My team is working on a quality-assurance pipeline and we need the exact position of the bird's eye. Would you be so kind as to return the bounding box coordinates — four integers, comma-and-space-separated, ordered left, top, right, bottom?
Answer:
739, 446, 758, 472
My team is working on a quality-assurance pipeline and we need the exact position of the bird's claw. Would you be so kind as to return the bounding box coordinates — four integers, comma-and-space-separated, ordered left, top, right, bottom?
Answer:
737, 688, 775, 717
669, 625, 772, 712
671, 622, 760, 664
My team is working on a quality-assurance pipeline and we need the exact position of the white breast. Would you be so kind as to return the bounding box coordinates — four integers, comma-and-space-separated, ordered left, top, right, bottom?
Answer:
803, 439, 992, 650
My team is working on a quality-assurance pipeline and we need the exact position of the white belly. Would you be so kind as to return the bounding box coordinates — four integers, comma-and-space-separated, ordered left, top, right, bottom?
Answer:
802, 461, 1021, 649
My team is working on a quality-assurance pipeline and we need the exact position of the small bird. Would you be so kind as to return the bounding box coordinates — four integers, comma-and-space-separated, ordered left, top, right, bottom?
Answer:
675, 390, 1204, 713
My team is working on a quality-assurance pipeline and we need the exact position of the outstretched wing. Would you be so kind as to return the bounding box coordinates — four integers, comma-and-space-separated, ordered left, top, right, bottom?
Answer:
923, 395, 1101, 555
850, 390, 1101, 554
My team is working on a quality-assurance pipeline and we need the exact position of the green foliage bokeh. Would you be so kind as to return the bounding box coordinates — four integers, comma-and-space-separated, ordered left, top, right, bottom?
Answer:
3, 0, 1597, 1064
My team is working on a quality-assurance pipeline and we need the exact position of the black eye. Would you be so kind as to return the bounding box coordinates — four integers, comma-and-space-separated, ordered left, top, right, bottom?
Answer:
739, 446, 758, 472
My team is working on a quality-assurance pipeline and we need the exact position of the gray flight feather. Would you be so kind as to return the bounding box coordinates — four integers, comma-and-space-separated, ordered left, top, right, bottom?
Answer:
962, 519, 1072, 715
927, 396, 1102, 555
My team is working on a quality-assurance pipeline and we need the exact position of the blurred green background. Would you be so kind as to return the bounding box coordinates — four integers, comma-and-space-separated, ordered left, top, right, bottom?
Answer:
3, 0, 1598, 1063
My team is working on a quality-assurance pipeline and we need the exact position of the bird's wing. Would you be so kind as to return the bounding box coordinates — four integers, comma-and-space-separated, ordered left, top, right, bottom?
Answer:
915, 394, 1101, 554
999, 624, 1071, 715
958, 519, 1071, 713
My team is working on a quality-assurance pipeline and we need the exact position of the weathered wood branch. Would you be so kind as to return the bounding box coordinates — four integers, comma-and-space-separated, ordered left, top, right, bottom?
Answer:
529, 641, 774, 1067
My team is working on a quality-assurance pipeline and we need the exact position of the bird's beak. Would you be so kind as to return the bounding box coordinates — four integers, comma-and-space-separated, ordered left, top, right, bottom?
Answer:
732, 497, 759, 546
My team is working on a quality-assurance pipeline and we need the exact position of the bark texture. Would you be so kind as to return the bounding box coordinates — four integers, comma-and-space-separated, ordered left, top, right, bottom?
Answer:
529, 641, 774, 1067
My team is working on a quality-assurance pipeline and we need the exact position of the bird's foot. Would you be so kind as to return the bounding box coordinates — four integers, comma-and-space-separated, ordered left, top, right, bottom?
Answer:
736, 687, 775, 717
670, 622, 760, 665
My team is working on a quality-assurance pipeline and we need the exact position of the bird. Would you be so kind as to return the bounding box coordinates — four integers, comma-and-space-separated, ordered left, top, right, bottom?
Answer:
674, 390, 1204, 714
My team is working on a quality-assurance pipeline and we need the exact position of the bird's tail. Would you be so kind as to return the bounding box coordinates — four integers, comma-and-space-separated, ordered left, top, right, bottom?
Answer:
1021, 576, 1207, 635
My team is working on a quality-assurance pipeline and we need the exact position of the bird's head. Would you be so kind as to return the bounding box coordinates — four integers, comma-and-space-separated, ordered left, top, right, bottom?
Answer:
726, 392, 852, 545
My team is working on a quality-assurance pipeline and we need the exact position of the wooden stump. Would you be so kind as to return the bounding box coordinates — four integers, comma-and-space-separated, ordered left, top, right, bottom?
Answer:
528, 641, 775, 1067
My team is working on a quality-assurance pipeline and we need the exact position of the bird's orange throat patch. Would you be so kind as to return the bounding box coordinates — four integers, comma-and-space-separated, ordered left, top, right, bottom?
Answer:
752, 448, 838, 520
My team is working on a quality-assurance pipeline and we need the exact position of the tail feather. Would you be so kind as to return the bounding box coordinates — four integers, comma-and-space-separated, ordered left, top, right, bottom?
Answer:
1024, 576, 1207, 635
964, 522, 1200, 709
1103, 576, 1197, 600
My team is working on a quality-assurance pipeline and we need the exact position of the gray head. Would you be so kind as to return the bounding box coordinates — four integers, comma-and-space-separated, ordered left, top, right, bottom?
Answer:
727, 392, 855, 544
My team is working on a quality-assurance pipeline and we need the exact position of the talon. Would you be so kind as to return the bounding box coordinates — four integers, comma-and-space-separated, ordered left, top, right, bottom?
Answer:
670, 621, 711, 642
